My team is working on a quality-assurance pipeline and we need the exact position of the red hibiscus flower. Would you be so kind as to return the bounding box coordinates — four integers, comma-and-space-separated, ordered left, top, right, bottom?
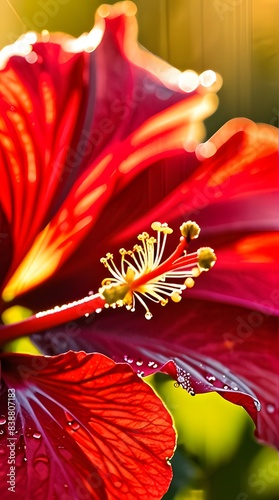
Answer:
0, 2, 222, 498
0, 3, 278, 499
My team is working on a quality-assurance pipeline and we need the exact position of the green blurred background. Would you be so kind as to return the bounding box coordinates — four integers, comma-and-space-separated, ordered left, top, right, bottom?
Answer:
1, 1, 279, 499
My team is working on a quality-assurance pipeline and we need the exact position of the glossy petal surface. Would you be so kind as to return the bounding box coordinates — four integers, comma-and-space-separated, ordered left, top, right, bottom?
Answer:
0, 351, 175, 499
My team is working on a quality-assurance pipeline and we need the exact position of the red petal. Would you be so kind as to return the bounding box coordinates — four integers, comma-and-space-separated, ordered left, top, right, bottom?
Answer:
33, 300, 279, 449
0, 4, 218, 302
0, 351, 175, 499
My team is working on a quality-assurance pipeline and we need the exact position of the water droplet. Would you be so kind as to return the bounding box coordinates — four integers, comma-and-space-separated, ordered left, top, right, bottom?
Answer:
266, 403, 275, 414
137, 371, 145, 377
33, 432, 41, 439
124, 355, 133, 363
206, 375, 216, 382
67, 421, 80, 431
223, 385, 229, 390
23, 457, 27, 462
148, 361, 155, 367
0, 430, 4, 435
177, 375, 185, 384
84, 313, 90, 317
58, 446, 72, 461
0, 416, 6, 425
136, 359, 143, 366
254, 400, 261, 411
153, 363, 158, 369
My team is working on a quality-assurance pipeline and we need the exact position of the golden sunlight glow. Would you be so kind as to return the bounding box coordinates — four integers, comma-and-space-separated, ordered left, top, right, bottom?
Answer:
2, 226, 60, 302
63, 21, 105, 53
195, 141, 217, 160
0, 33, 35, 69
98, 1, 137, 18
74, 185, 107, 216
199, 70, 217, 87
130, 94, 218, 150
41, 80, 55, 124
178, 70, 199, 93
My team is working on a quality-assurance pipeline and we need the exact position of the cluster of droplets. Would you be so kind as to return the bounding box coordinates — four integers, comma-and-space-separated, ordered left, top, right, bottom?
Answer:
123, 355, 158, 378
174, 367, 195, 396
35, 293, 103, 318
99, 221, 216, 319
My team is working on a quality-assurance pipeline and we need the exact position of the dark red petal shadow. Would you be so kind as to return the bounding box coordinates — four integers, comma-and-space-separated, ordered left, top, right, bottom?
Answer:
0, 351, 175, 499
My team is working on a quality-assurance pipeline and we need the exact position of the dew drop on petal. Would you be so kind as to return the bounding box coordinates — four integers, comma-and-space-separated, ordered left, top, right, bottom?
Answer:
254, 400, 261, 411
136, 359, 143, 366
0, 430, 4, 435
223, 385, 229, 390
68, 421, 80, 431
33, 432, 41, 439
0, 416, 6, 425
266, 403, 275, 414
124, 355, 133, 363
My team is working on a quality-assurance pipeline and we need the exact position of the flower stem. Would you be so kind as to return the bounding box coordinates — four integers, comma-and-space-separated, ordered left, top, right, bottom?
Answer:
0, 293, 106, 346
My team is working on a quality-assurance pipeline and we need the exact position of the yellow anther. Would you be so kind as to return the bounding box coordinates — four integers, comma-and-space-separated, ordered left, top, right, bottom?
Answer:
180, 221, 201, 240
99, 221, 216, 319
197, 247, 217, 270
151, 221, 173, 234
160, 298, 168, 306
101, 278, 113, 287
185, 277, 195, 288
171, 292, 182, 303
192, 266, 201, 277
151, 221, 162, 231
